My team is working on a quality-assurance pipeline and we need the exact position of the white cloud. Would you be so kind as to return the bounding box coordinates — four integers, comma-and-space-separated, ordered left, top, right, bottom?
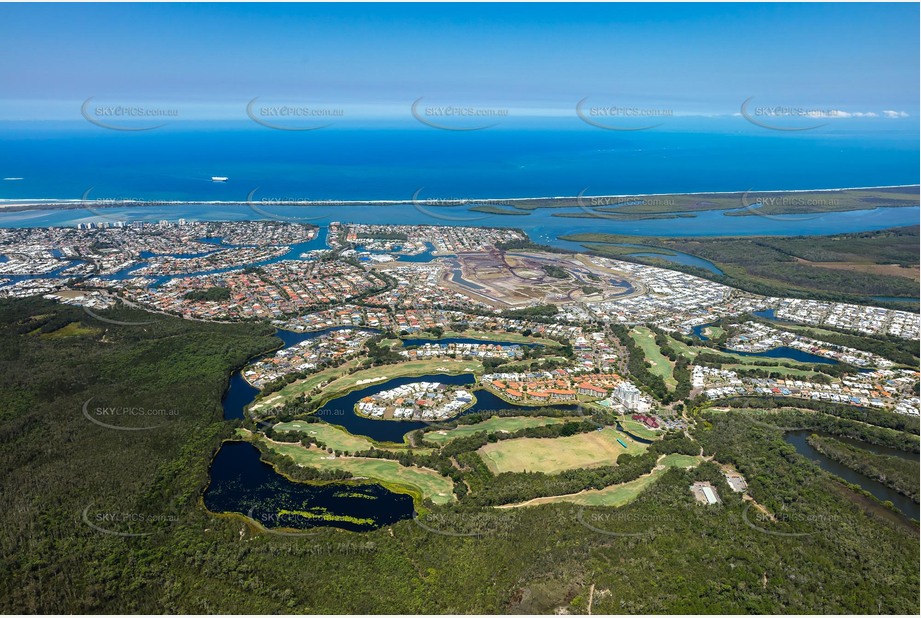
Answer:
883, 110, 909, 118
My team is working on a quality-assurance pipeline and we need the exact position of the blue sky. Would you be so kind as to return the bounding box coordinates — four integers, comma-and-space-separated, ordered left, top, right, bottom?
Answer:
0, 2, 918, 122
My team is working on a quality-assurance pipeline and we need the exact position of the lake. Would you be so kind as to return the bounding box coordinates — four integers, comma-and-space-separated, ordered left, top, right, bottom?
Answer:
204, 440, 413, 531
725, 346, 838, 365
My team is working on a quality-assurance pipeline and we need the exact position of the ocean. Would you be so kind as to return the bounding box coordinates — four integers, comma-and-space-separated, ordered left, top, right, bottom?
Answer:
1, 119, 918, 238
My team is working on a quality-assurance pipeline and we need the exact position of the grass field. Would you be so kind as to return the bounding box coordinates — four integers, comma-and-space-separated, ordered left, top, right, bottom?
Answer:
499, 453, 703, 508
618, 419, 662, 440
39, 321, 102, 339
274, 421, 375, 452
658, 453, 703, 468
702, 326, 725, 340
257, 436, 455, 505
423, 416, 571, 445
274, 420, 433, 454
249, 359, 363, 413
630, 326, 677, 388
664, 335, 699, 361
477, 427, 645, 474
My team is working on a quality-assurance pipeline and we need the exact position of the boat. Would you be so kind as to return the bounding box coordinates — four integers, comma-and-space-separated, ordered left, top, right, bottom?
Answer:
211, 176, 229, 182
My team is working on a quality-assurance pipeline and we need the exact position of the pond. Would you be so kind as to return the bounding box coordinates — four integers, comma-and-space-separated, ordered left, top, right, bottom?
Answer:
204, 441, 413, 531
783, 430, 918, 520
691, 322, 716, 341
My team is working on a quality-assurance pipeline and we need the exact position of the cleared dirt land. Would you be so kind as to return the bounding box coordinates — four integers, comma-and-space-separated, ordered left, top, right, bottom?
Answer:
477, 427, 644, 474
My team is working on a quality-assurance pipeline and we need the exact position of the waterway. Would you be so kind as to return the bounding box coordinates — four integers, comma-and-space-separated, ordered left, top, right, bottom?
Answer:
870, 296, 920, 305
315, 372, 579, 443
689, 321, 837, 365
724, 346, 838, 365
691, 323, 715, 341
591, 242, 724, 275
222, 325, 378, 420
204, 441, 413, 531
1, 203, 917, 246
783, 430, 918, 520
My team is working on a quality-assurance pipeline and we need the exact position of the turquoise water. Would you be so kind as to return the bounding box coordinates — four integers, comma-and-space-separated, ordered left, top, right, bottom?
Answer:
1, 203, 917, 244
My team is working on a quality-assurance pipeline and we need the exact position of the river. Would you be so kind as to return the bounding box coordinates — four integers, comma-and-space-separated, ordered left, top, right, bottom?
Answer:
783, 430, 918, 520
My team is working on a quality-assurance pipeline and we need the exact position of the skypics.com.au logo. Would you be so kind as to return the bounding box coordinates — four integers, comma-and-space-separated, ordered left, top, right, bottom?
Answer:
81, 98, 180, 131
246, 97, 344, 131
411, 98, 508, 131
576, 97, 672, 131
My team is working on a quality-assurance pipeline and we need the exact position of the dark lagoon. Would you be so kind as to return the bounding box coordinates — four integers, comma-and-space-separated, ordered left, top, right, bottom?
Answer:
204, 441, 413, 531
689, 322, 837, 365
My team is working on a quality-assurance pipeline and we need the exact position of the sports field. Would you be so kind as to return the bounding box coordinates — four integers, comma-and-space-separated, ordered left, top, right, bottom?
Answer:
477, 427, 645, 474
318, 358, 483, 401
258, 437, 455, 505
273, 421, 374, 453
629, 326, 677, 388
274, 420, 432, 454
499, 453, 703, 508
423, 416, 570, 445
